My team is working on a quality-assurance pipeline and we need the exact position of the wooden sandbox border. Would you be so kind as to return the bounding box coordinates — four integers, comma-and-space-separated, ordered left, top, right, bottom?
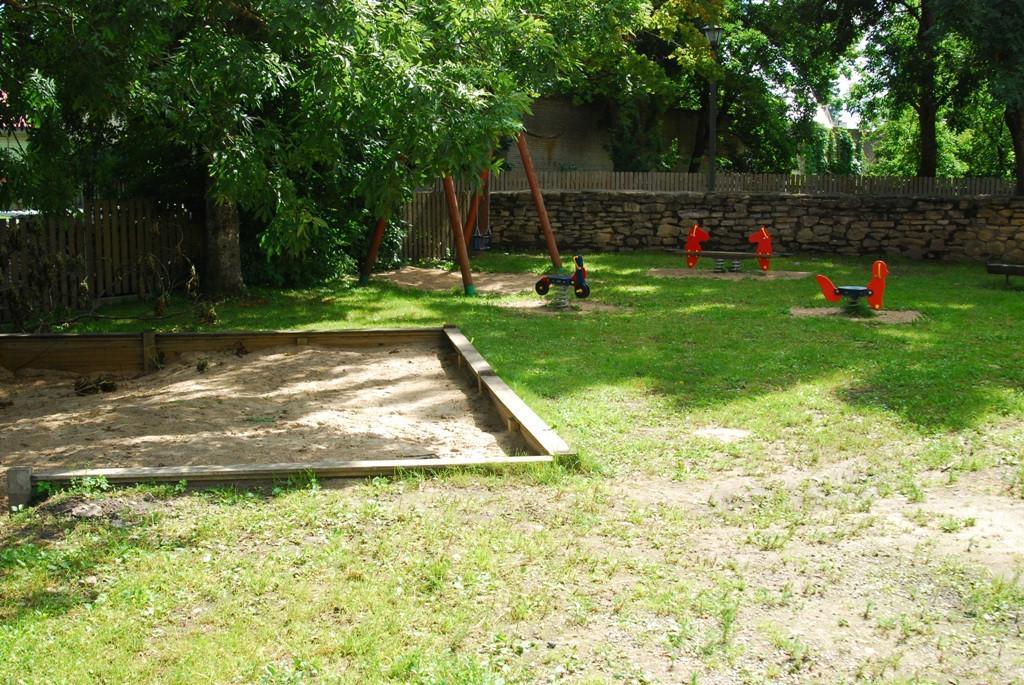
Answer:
1, 326, 572, 510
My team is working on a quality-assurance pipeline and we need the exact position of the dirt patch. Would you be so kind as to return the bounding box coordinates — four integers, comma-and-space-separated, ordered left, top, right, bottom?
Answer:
378, 266, 539, 295
648, 267, 813, 280
0, 344, 526, 488
790, 307, 923, 324
871, 485, 1024, 583
40, 493, 161, 521
692, 427, 752, 443
495, 299, 625, 315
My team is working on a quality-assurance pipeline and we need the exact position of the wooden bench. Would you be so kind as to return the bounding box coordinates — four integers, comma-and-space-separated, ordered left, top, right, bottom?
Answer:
986, 262, 1024, 285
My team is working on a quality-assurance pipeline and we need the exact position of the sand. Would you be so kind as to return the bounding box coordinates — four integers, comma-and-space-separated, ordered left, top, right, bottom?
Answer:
378, 267, 539, 295
0, 345, 526, 483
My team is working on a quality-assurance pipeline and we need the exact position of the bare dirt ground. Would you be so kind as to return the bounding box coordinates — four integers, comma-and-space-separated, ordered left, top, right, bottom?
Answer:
648, 268, 814, 281
495, 299, 626, 315
791, 306, 923, 324
379, 266, 539, 295
437, 460, 1024, 683
0, 344, 525, 490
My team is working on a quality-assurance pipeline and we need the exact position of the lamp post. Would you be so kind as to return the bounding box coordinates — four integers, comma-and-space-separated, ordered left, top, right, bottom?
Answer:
703, 25, 723, 193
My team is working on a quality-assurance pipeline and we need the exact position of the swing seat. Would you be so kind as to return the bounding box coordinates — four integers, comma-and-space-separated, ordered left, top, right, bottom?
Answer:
470, 233, 493, 251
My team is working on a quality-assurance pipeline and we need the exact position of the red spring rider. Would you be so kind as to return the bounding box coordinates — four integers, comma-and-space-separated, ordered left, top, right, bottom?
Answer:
816, 260, 889, 311
684, 224, 710, 267
684, 224, 775, 271
749, 226, 773, 271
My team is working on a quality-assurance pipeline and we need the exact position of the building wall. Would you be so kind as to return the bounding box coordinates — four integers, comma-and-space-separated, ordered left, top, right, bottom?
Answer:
502, 98, 703, 172
490, 190, 1024, 262
502, 99, 615, 172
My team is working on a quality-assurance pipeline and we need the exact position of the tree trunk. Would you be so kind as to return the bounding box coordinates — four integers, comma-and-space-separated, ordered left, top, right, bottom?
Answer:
916, 0, 938, 178
1005, 107, 1024, 195
918, 98, 938, 177
203, 174, 245, 296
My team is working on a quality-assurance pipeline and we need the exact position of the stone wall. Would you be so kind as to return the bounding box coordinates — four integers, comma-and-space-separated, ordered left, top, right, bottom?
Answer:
490, 191, 1024, 262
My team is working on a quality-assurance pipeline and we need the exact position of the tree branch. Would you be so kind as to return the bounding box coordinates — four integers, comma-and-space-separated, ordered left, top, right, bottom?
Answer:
894, 0, 919, 18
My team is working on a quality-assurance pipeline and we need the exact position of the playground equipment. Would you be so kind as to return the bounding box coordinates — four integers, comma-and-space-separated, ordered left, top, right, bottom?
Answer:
361, 133, 562, 294
470, 222, 493, 252
535, 255, 590, 307
684, 225, 776, 272
986, 261, 1024, 286
2, 326, 573, 510
463, 168, 493, 252
816, 260, 889, 312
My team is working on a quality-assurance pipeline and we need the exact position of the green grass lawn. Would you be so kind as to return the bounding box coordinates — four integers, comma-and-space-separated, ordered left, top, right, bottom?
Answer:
2, 251, 1023, 684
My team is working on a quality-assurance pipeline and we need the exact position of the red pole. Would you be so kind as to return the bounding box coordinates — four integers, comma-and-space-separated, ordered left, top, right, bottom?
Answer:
360, 217, 388, 285
517, 131, 561, 269
480, 167, 490, 239
463, 168, 489, 247
443, 175, 476, 295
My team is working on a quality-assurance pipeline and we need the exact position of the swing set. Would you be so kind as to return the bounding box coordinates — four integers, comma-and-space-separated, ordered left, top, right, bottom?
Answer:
361, 131, 564, 294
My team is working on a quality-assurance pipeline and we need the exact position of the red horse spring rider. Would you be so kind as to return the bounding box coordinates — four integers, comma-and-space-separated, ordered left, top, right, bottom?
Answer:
816, 260, 889, 312
684, 224, 775, 272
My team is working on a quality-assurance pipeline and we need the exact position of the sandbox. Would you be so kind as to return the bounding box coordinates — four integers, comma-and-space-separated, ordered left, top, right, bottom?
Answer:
1, 327, 570, 509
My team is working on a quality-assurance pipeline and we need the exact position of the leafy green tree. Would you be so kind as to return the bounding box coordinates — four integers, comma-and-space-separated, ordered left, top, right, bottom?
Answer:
863, 107, 970, 177
1, 1, 552, 293
851, 0, 980, 177
686, 0, 876, 174
543, 0, 865, 174
940, 85, 1016, 179
935, 0, 1024, 193
800, 124, 861, 175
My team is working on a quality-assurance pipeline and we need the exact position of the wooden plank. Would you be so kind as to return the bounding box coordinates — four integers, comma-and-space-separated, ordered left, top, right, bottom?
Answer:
124, 199, 136, 295
154, 328, 446, 362
114, 201, 125, 295
102, 199, 114, 297
25, 455, 553, 488
68, 216, 81, 309
52, 217, 68, 310
142, 330, 158, 372
444, 326, 573, 457
94, 200, 106, 298
0, 335, 144, 374
0, 219, 9, 321
0, 328, 448, 374
62, 217, 74, 309
7, 467, 32, 511
86, 202, 98, 301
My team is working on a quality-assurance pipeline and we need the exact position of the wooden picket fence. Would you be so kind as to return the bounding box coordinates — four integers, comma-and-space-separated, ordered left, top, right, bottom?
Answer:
486, 170, 1016, 196
398, 187, 477, 263
0, 199, 203, 325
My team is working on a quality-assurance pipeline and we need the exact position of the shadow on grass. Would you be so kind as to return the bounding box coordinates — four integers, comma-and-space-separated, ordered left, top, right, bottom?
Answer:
0, 493, 183, 626
58, 252, 1024, 434
445, 255, 1024, 434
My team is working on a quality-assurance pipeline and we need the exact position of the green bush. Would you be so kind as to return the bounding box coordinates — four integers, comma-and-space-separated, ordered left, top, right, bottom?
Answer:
241, 212, 406, 288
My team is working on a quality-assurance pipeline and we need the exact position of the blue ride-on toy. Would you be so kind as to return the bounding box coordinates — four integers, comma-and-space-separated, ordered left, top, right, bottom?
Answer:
535, 255, 590, 299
